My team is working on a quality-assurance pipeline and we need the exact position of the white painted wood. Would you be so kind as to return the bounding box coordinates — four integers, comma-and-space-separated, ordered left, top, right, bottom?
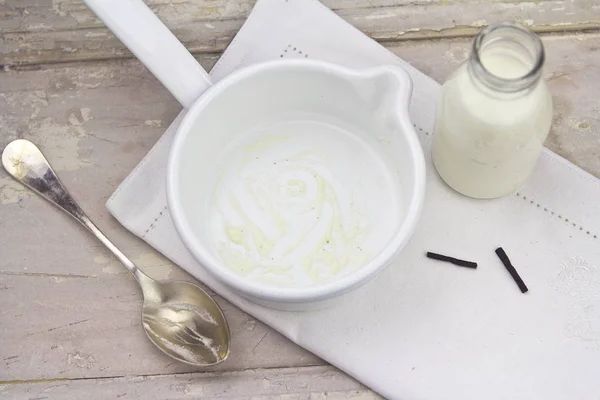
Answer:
0, 273, 322, 380
1, 0, 599, 65
0, 366, 383, 399
0, 0, 599, 397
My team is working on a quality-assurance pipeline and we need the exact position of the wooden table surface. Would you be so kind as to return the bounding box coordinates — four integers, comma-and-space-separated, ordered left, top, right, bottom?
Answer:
1, 1, 599, 398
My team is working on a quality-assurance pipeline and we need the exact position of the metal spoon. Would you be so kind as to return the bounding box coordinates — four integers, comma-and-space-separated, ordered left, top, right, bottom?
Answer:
2, 139, 230, 366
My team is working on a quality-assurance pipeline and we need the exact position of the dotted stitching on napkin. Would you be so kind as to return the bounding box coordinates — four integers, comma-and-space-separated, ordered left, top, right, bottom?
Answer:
413, 123, 430, 136
280, 44, 309, 58
515, 192, 597, 239
143, 205, 168, 238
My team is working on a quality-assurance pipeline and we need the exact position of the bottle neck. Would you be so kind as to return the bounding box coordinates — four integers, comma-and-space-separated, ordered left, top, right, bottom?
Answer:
468, 22, 545, 94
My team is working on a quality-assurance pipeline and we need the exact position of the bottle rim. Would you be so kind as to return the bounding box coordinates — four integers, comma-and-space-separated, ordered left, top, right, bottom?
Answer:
469, 22, 545, 93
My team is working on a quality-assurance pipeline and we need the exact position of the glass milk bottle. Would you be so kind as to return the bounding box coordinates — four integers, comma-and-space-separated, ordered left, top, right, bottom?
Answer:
432, 22, 552, 199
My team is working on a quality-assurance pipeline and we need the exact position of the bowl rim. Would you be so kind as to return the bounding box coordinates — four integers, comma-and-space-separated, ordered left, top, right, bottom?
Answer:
167, 59, 426, 303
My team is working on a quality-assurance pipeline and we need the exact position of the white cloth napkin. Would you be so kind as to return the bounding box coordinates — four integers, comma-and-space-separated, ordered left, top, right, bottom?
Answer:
107, 0, 600, 398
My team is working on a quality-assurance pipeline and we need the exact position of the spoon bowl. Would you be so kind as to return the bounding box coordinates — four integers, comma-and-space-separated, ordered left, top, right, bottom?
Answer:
1, 139, 230, 367
141, 280, 230, 365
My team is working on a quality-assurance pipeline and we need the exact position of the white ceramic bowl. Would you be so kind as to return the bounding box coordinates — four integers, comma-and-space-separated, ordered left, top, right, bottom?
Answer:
167, 60, 425, 310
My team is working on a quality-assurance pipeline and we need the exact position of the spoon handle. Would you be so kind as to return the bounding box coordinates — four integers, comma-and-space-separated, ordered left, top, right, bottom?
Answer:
2, 139, 149, 283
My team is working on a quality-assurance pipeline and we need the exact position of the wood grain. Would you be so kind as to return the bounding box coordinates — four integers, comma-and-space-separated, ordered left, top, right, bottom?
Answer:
1, 0, 599, 66
0, 366, 382, 399
0, 274, 323, 381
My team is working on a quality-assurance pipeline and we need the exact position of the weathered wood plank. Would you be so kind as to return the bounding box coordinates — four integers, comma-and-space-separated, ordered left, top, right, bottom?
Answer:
1, 0, 599, 66
0, 274, 322, 381
0, 366, 382, 399
0, 33, 599, 388
5, 0, 595, 33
